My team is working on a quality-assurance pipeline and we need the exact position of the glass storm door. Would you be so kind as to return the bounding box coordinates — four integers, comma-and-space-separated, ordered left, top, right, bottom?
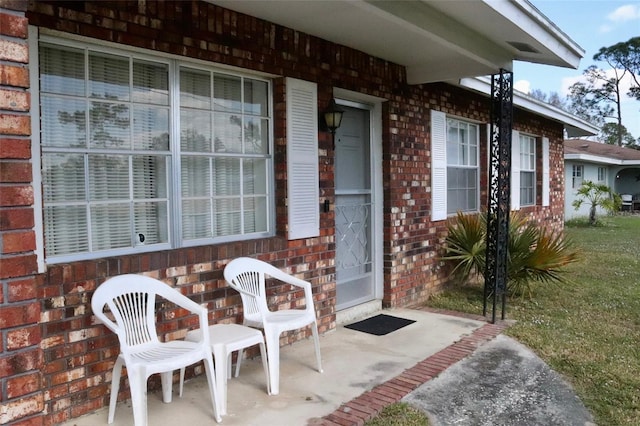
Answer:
335, 105, 374, 311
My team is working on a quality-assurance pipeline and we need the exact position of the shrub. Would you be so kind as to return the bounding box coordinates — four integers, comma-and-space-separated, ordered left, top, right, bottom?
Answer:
442, 212, 579, 297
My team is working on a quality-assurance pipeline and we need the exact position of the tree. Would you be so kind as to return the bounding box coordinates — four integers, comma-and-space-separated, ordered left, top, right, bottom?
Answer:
571, 180, 619, 226
600, 122, 637, 148
594, 37, 640, 101
528, 89, 570, 111
568, 65, 626, 145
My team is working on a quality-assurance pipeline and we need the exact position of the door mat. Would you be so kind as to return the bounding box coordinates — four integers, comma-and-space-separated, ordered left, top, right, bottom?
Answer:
344, 314, 416, 336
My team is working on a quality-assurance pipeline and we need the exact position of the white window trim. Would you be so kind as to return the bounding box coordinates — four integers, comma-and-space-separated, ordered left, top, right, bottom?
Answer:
431, 111, 480, 219
542, 137, 550, 207
511, 130, 521, 211
32, 30, 275, 264
572, 164, 584, 190
519, 133, 536, 207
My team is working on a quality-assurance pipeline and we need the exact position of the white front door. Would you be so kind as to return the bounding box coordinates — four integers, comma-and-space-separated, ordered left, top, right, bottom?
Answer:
335, 104, 375, 311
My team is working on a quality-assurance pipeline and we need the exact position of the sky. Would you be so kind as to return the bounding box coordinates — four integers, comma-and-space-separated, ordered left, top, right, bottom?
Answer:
512, 0, 640, 139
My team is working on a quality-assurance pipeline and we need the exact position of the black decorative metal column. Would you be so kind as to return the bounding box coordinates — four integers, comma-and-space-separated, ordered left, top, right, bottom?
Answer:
484, 69, 513, 323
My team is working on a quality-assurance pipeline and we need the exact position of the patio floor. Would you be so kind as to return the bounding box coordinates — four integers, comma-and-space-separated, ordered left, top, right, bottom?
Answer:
65, 307, 496, 426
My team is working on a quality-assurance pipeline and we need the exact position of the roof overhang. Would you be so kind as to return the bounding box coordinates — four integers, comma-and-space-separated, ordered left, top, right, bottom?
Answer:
459, 77, 599, 137
208, 0, 584, 84
564, 153, 640, 166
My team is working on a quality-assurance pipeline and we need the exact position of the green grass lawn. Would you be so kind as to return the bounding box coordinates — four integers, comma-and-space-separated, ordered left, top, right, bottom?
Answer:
426, 215, 640, 425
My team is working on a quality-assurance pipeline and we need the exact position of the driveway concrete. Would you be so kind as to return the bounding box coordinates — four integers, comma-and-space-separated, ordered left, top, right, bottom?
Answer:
404, 334, 595, 426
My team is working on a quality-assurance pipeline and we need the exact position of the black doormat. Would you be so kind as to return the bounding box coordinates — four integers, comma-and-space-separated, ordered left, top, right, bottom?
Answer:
344, 314, 416, 336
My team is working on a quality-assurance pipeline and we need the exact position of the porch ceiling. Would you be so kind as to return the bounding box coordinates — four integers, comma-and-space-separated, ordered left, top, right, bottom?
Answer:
208, 0, 584, 84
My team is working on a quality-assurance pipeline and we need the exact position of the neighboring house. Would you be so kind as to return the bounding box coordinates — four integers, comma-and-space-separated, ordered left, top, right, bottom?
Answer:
0, 1, 596, 424
564, 139, 640, 219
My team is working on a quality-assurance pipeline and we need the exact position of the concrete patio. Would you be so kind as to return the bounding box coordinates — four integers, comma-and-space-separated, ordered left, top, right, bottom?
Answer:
64, 308, 487, 426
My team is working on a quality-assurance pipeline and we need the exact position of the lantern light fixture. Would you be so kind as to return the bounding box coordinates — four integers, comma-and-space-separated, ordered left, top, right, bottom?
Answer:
323, 98, 344, 148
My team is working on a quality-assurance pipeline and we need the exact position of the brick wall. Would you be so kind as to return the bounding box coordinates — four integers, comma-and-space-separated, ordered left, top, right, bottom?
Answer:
0, 1, 570, 423
0, 0, 46, 425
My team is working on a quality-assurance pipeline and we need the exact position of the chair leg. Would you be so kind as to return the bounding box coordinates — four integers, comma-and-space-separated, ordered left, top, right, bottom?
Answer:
108, 356, 124, 424
264, 330, 281, 395
178, 367, 185, 397
202, 353, 222, 423
128, 369, 147, 426
258, 341, 271, 395
311, 321, 323, 373
234, 348, 244, 378
160, 371, 173, 403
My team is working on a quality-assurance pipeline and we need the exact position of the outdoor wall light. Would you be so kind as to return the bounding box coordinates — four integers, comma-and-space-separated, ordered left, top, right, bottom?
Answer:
323, 98, 344, 149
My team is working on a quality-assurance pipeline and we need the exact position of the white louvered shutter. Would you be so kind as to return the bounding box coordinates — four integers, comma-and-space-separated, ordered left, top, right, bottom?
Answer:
542, 137, 550, 207
511, 130, 521, 211
431, 110, 447, 221
286, 78, 319, 240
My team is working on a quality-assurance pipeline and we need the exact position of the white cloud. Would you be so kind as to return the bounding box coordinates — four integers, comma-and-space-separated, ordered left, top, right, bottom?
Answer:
514, 79, 531, 94
607, 4, 640, 22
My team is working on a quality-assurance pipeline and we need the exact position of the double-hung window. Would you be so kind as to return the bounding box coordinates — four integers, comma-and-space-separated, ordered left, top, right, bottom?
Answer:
446, 118, 479, 214
597, 166, 606, 184
519, 134, 536, 206
572, 165, 584, 189
37, 38, 272, 262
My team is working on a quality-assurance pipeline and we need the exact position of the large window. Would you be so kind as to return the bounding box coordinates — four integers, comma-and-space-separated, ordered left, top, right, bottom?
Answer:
38, 39, 272, 262
446, 118, 479, 214
519, 134, 536, 206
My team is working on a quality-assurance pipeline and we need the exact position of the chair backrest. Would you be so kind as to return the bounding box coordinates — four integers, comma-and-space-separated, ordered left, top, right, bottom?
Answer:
621, 194, 633, 203
92, 275, 188, 351
224, 258, 275, 322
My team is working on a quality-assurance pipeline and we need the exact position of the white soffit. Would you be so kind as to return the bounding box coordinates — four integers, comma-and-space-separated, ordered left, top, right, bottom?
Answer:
208, 0, 584, 84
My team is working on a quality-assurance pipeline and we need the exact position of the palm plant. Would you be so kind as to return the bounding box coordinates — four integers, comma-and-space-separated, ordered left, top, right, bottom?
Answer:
442, 211, 579, 297
572, 180, 619, 225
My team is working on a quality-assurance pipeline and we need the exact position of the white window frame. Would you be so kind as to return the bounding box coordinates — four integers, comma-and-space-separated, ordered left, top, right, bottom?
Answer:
597, 166, 607, 184
572, 164, 584, 189
31, 31, 275, 264
519, 134, 536, 207
445, 116, 480, 215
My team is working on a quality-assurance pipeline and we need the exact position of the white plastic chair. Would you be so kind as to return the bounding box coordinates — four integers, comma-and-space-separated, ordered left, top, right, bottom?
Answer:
224, 257, 323, 395
621, 194, 633, 211
91, 274, 221, 425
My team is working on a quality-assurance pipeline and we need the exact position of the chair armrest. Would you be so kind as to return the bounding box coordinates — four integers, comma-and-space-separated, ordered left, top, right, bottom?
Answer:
167, 292, 211, 346
267, 267, 315, 311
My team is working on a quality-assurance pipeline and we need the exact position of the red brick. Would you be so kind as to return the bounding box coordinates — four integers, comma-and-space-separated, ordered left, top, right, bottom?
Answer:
0, 161, 31, 183
0, 393, 45, 424
7, 372, 42, 398
0, 254, 37, 278
0, 38, 28, 62
11, 416, 45, 426
0, 138, 30, 159
0, 113, 30, 135
0, 348, 42, 377
0, 301, 39, 328
2, 230, 35, 253
7, 324, 41, 349
0, 1, 29, 13
0, 207, 34, 230
0, 88, 29, 110
7, 276, 38, 302
0, 184, 33, 206
0, 64, 30, 87
0, 10, 28, 37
